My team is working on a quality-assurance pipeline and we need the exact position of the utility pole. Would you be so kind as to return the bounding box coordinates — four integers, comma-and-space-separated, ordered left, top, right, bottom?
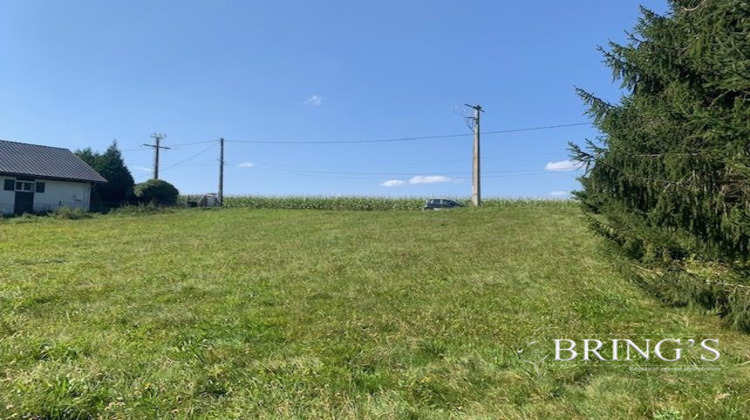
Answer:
143, 133, 169, 180
465, 104, 483, 206
218, 138, 224, 207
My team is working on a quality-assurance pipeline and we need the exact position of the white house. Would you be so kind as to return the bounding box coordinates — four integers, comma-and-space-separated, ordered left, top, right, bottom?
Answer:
0, 140, 106, 215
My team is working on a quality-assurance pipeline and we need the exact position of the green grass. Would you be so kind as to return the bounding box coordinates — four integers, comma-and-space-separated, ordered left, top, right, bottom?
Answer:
1, 204, 749, 419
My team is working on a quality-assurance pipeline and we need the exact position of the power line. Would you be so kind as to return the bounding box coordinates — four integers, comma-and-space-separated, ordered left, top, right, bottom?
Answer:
166, 163, 216, 167
225, 154, 566, 171
224, 122, 591, 145
306, 157, 473, 170
118, 122, 590, 152
115, 122, 591, 152
227, 133, 469, 145
122, 140, 217, 151
247, 167, 553, 180
249, 166, 544, 177
483, 171, 553, 179
119, 120, 588, 193
167, 139, 218, 147
161, 143, 218, 172
482, 122, 591, 136
226, 158, 472, 171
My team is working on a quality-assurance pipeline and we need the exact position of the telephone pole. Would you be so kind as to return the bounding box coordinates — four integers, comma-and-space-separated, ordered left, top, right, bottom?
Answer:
218, 138, 224, 207
465, 104, 483, 206
143, 133, 169, 180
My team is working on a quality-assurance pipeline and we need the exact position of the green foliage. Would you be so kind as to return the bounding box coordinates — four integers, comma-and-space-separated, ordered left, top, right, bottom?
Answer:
134, 179, 179, 206
653, 408, 683, 420
75, 141, 135, 209
1, 212, 41, 224
572, 0, 750, 326
51, 207, 92, 220
0, 208, 92, 222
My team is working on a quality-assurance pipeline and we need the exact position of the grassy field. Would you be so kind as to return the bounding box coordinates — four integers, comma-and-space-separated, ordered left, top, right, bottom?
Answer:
1, 204, 749, 419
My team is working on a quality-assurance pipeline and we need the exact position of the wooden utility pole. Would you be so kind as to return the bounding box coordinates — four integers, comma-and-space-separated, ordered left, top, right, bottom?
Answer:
143, 133, 169, 180
218, 138, 224, 207
465, 104, 483, 206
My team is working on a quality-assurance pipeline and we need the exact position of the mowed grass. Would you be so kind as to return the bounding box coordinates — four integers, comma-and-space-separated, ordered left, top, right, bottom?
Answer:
1, 205, 750, 419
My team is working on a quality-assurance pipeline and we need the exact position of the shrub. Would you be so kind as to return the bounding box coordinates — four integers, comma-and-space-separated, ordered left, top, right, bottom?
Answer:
134, 179, 179, 206
52, 207, 92, 220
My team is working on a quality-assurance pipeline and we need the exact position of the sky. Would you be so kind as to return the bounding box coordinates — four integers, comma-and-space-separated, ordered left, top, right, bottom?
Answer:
0, 0, 671, 198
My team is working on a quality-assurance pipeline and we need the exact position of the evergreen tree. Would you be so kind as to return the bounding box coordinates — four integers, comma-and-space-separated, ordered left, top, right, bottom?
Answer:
76, 141, 135, 208
571, 0, 750, 327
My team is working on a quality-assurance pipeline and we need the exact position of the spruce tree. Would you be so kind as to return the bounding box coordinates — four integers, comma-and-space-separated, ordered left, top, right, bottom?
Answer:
76, 141, 135, 208
571, 0, 750, 327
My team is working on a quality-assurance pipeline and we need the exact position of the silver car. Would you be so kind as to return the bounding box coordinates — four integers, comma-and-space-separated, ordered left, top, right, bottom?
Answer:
422, 199, 464, 210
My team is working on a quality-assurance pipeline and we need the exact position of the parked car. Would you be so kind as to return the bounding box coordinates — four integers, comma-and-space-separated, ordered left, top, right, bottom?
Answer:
422, 198, 464, 210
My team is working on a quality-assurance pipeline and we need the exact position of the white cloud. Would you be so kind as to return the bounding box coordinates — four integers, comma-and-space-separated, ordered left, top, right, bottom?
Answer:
381, 175, 452, 187
303, 94, 323, 106
550, 190, 569, 197
381, 179, 405, 187
545, 160, 583, 172
134, 166, 153, 173
408, 175, 451, 184
238, 162, 255, 168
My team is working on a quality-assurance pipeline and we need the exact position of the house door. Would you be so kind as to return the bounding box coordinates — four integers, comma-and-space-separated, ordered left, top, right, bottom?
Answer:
14, 191, 34, 215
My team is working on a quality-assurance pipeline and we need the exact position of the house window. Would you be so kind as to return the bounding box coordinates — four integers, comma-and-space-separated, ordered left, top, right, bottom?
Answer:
15, 181, 34, 192
3, 179, 43, 192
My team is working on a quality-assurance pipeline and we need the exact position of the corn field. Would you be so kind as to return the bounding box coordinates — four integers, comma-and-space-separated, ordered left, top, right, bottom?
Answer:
220, 196, 575, 211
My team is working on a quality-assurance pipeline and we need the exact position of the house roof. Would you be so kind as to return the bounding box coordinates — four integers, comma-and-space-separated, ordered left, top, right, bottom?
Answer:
0, 140, 107, 183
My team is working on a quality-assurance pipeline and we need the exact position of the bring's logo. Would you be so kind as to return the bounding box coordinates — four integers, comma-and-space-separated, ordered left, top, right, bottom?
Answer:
552, 339, 720, 362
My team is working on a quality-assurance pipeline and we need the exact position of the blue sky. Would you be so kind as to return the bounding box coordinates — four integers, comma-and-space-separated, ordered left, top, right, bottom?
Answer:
0, 0, 669, 197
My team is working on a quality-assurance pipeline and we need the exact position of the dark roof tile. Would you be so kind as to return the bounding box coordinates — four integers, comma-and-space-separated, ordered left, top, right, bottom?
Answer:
0, 140, 107, 183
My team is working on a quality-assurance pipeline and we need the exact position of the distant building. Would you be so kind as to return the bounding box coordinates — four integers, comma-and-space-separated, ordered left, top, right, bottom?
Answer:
0, 140, 106, 215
